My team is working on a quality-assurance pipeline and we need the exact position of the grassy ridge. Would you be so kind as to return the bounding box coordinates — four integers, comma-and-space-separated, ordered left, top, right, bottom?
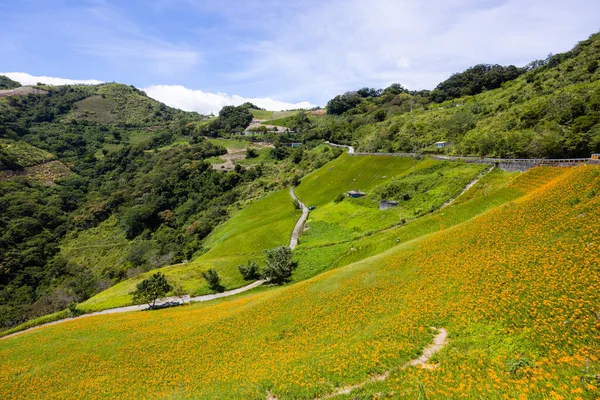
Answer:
295, 153, 424, 206
2, 165, 598, 399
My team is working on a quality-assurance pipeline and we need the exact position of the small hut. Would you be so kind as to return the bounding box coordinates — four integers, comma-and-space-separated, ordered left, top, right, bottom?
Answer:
346, 190, 366, 198
379, 200, 398, 210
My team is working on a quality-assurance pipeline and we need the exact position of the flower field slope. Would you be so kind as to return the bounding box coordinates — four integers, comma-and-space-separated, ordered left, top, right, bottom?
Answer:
292, 166, 569, 282
1, 165, 598, 399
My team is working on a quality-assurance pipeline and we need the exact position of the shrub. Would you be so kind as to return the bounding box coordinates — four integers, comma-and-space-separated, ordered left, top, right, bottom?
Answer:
68, 302, 83, 317
262, 246, 295, 284
131, 272, 172, 308
291, 174, 302, 187
246, 148, 259, 158
334, 193, 345, 204
202, 269, 224, 292
238, 260, 261, 280
506, 357, 534, 375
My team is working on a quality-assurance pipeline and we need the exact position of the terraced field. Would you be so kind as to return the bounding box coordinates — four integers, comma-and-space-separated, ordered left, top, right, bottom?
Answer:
2, 165, 598, 399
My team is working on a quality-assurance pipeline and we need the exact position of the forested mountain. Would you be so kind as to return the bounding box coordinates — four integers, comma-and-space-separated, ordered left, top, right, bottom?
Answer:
293, 31, 600, 158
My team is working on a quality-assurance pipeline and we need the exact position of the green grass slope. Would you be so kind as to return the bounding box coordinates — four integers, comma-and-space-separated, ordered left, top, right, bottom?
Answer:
299, 161, 487, 247
57, 215, 134, 277
1, 165, 598, 399
63, 83, 198, 126
79, 189, 300, 311
295, 153, 422, 206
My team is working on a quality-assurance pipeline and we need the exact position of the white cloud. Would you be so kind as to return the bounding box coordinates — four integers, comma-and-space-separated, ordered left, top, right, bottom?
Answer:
1, 72, 103, 86
143, 84, 315, 115
230, 0, 600, 100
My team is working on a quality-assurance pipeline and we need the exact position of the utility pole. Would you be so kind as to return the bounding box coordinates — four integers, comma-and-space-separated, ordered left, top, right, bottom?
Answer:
410, 100, 416, 173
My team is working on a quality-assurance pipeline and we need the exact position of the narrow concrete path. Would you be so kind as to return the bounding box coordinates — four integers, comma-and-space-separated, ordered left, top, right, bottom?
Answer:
1, 280, 266, 340
325, 141, 354, 154
441, 166, 494, 209
289, 187, 309, 250
266, 328, 448, 400
314, 328, 448, 400
5, 188, 310, 340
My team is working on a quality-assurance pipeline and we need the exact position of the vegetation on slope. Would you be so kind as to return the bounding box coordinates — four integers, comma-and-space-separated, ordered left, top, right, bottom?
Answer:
294, 32, 600, 159
0, 76, 344, 330
292, 166, 568, 282
0, 138, 55, 169
2, 165, 598, 399
0, 75, 20, 90
299, 160, 486, 247
80, 189, 300, 311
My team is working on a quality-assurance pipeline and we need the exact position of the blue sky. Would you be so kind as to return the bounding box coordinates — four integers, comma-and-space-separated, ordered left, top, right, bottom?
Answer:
1, 0, 599, 113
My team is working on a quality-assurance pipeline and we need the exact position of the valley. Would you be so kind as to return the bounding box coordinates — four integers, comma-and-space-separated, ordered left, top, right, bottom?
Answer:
1, 29, 599, 400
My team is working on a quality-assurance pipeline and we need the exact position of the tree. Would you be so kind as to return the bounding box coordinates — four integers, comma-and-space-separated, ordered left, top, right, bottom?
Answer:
326, 92, 363, 115
202, 269, 224, 292
262, 246, 295, 284
219, 105, 253, 130
131, 273, 172, 308
238, 260, 260, 280
431, 64, 524, 102
0, 75, 21, 90
246, 148, 259, 158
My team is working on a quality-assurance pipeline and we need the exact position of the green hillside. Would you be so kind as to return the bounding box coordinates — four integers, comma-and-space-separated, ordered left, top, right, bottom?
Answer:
2, 19, 600, 400
295, 153, 418, 206
292, 166, 568, 281
2, 164, 597, 399
294, 32, 600, 159
0, 138, 55, 169
80, 189, 300, 311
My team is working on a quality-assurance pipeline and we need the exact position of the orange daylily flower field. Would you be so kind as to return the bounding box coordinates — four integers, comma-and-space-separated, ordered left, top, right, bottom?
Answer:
1, 165, 599, 399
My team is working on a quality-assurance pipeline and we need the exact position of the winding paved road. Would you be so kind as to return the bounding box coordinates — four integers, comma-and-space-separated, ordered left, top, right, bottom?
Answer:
4, 188, 311, 340
1, 279, 266, 340
289, 187, 309, 250
325, 141, 354, 154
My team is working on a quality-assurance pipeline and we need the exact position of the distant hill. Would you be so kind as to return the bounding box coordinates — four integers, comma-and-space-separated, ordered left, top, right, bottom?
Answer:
311, 31, 600, 159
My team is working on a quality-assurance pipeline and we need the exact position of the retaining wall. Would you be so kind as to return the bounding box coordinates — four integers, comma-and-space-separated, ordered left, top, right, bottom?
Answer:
326, 142, 592, 171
